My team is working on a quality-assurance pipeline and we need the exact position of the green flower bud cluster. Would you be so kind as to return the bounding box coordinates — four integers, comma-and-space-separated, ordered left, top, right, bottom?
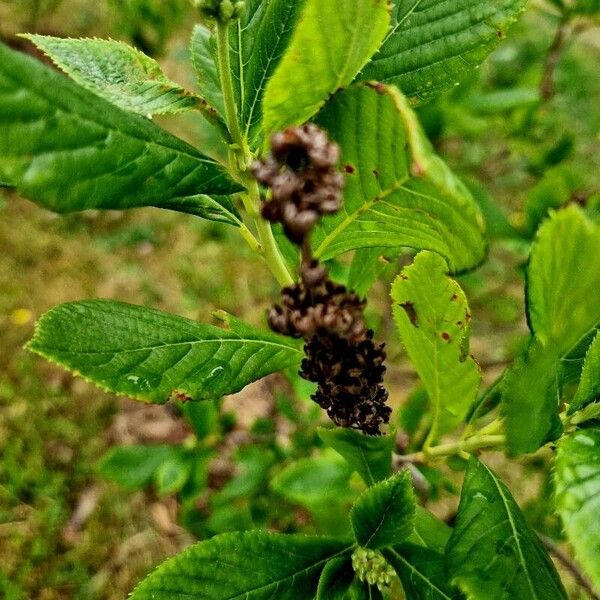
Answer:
351, 548, 395, 592
191, 0, 245, 23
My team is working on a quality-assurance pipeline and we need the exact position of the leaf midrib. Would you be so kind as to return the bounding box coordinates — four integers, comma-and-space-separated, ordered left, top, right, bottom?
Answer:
314, 177, 409, 258
31, 337, 303, 357
205, 544, 354, 600
387, 548, 452, 599
483, 463, 540, 600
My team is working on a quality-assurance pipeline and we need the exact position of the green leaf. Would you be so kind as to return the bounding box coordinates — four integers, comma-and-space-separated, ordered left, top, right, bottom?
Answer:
262, 0, 391, 136
212, 445, 276, 505
190, 24, 225, 119
391, 251, 481, 442
569, 331, 600, 414
0, 42, 241, 225
313, 83, 486, 272
27, 300, 303, 403
154, 450, 192, 496
523, 166, 583, 237
183, 399, 220, 440
503, 207, 600, 454
316, 558, 356, 600
527, 207, 600, 350
318, 427, 395, 486
350, 471, 416, 550
98, 444, 174, 490
358, 0, 528, 105
409, 506, 452, 554
271, 452, 356, 536
130, 530, 351, 599
229, 0, 308, 143
446, 458, 567, 600
23, 35, 209, 117
384, 545, 459, 600
271, 453, 355, 509
347, 248, 401, 297
555, 428, 600, 592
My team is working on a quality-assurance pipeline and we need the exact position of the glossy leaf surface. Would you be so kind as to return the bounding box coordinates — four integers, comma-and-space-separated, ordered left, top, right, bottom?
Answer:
314, 84, 486, 272
262, 0, 390, 135
384, 545, 458, 600
350, 471, 415, 549
446, 458, 567, 599
318, 427, 395, 486
230, 0, 307, 142
130, 531, 350, 599
27, 300, 302, 403
0, 42, 240, 224
358, 0, 528, 104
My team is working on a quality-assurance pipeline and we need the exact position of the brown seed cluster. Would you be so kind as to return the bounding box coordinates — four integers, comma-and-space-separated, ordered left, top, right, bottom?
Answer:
256, 125, 391, 435
302, 332, 390, 436
252, 124, 344, 243
268, 260, 366, 343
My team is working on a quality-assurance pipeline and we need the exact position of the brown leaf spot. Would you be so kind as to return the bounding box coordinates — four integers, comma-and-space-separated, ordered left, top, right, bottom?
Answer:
367, 81, 387, 95
441, 332, 451, 342
450, 293, 458, 301
400, 302, 418, 327
344, 164, 355, 174
169, 390, 192, 403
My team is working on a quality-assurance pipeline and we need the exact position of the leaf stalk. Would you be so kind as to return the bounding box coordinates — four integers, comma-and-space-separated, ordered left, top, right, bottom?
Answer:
215, 20, 293, 286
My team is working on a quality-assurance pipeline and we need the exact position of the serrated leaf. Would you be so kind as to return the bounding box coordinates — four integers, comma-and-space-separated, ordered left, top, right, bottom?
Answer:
555, 428, 600, 592
27, 300, 302, 403
569, 332, 600, 414
0, 42, 241, 224
527, 207, 600, 349
446, 458, 567, 600
23, 35, 208, 117
98, 444, 174, 490
350, 471, 416, 549
318, 427, 395, 486
503, 207, 600, 454
384, 544, 459, 600
313, 83, 486, 272
391, 251, 481, 442
190, 24, 225, 119
130, 530, 351, 599
262, 0, 391, 136
358, 0, 528, 105
229, 0, 308, 143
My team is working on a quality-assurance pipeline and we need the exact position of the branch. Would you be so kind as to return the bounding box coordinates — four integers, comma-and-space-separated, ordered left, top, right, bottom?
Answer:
396, 434, 506, 464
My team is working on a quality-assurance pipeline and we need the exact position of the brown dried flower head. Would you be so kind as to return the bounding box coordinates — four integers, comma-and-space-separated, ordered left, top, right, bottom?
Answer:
252, 124, 345, 243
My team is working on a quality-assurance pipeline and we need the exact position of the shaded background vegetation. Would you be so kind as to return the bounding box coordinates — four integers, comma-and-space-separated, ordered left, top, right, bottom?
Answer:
0, 0, 599, 598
